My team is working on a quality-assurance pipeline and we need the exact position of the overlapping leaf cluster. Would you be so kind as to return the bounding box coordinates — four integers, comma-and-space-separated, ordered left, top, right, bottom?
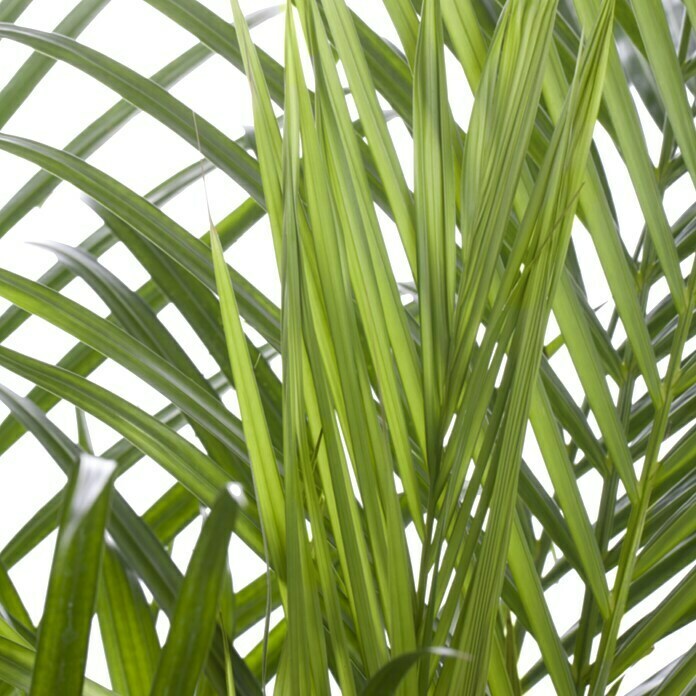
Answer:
0, 0, 694, 693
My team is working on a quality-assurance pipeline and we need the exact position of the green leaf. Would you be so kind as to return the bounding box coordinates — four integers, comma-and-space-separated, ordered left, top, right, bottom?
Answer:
0, 0, 32, 22
0, 639, 112, 696
0, 345, 233, 512
0, 45, 211, 236
0, 562, 32, 637
631, 0, 696, 187
72, 410, 160, 696
36, 240, 247, 472
0, 0, 693, 692
0, 267, 253, 472
98, 544, 161, 696
361, 647, 467, 696
442, 2, 616, 691
0, 133, 280, 345
30, 453, 116, 696
0, 376, 261, 696
319, 0, 417, 272
0, 0, 109, 129
0, 24, 264, 201
506, 513, 575, 693
149, 486, 240, 696
276, 8, 329, 692
211, 226, 287, 578
413, 0, 456, 475
570, 0, 687, 314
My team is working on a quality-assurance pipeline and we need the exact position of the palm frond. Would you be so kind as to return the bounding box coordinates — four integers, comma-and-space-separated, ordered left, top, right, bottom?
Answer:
0, 0, 693, 694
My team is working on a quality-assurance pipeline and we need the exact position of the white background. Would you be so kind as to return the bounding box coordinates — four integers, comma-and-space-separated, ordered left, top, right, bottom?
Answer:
0, 0, 694, 693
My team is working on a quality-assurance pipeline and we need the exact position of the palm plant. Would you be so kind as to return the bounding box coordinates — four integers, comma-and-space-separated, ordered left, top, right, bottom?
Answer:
0, 0, 694, 693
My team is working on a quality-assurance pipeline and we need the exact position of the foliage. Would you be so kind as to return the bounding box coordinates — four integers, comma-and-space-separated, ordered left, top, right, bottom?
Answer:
0, 0, 694, 693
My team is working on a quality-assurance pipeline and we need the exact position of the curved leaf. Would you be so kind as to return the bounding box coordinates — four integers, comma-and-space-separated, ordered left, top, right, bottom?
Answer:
30, 453, 116, 696
361, 647, 467, 696
149, 486, 240, 696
